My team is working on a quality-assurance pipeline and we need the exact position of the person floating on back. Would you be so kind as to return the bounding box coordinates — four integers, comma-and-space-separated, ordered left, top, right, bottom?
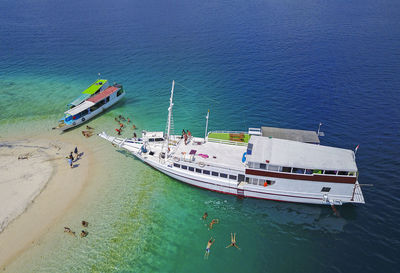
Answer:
204, 237, 215, 259
226, 233, 240, 250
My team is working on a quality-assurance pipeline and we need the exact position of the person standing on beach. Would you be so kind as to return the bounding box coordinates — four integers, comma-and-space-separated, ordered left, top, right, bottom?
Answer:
204, 238, 215, 259
68, 157, 73, 168
74, 147, 79, 160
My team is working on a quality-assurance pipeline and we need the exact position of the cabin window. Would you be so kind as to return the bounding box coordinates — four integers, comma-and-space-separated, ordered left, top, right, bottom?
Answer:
212, 171, 219, 177
313, 169, 323, 174
259, 163, 266, 170
173, 163, 180, 168
348, 172, 356, 176
203, 170, 210, 175
245, 177, 250, 182
188, 167, 194, 172
338, 171, 348, 176
195, 168, 202, 173
106, 96, 110, 102
258, 179, 265, 186
282, 167, 292, 173
293, 168, 305, 174
247, 143, 253, 155
220, 173, 228, 178
321, 187, 331, 192
324, 170, 337, 175
181, 165, 187, 170
81, 109, 89, 116
305, 169, 313, 174
117, 89, 124, 97
238, 174, 245, 182
229, 175, 237, 180
267, 165, 280, 171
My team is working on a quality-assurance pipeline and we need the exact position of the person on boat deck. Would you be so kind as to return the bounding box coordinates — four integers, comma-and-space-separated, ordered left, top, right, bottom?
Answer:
209, 219, 219, 229
184, 133, 188, 145
202, 212, 208, 220
133, 132, 137, 139
182, 129, 186, 136
226, 233, 240, 250
187, 130, 192, 138
204, 238, 215, 259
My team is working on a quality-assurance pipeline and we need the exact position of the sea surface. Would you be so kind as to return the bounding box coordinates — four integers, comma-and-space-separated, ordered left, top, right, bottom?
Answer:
1, 0, 400, 272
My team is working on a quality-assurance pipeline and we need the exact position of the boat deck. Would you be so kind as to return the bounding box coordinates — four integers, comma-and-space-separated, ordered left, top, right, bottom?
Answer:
171, 137, 247, 171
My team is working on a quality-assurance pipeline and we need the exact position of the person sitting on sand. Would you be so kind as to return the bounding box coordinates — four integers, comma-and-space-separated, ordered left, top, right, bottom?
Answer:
82, 131, 93, 138
204, 238, 215, 259
226, 233, 240, 250
64, 227, 76, 236
209, 219, 219, 229
86, 125, 94, 130
202, 212, 208, 220
81, 220, 88, 227
80, 230, 88, 237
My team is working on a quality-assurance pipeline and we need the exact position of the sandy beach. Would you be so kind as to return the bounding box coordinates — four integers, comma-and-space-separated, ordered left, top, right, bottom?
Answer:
0, 136, 91, 267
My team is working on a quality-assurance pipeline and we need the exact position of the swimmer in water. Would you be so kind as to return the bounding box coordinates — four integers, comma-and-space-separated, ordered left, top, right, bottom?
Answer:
204, 238, 215, 259
202, 212, 208, 220
226, 233, 240, 250
209, 219, 219, 229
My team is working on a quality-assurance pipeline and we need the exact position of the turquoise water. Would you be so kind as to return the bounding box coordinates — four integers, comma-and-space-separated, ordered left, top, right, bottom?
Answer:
1, 0, 400, 272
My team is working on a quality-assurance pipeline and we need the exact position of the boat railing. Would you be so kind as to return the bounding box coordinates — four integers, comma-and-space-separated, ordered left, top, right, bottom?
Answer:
207, 138, 248, 146
171, 155, 243, 173
208, 130, 247, 135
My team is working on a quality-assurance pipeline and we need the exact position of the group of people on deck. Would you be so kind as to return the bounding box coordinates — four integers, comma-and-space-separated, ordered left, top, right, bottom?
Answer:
182, 129, 192, 145
202, 212, 240, 259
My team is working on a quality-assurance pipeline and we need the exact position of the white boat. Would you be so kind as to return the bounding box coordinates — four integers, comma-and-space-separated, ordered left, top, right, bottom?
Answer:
56, 83, 125, 131
99, 81, 365, 206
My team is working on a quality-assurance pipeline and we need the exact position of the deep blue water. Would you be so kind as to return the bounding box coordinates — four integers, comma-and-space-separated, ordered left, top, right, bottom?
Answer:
1, 0, 400, 272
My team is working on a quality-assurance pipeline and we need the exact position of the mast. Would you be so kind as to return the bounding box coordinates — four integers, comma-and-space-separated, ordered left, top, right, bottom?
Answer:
204, 109, 210, 142
165, 80, 175, 154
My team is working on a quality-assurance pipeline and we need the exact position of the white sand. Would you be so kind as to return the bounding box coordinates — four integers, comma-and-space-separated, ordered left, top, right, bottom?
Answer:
0, 137, 90, 267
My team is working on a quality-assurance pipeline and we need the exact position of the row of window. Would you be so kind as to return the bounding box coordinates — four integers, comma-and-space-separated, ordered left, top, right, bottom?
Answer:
247, 162, 356, 176
248, 177, 275, 186
173, 163, 238, 181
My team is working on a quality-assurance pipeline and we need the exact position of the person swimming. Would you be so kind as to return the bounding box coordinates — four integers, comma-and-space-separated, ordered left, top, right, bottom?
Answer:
64, 227, 76, 236
202, 212, 208, 220
204, 238, 215, 259
81, 220, 88, 227
80, 230, 88, 237
209, 219, 219, 229
226, 233, 240, 250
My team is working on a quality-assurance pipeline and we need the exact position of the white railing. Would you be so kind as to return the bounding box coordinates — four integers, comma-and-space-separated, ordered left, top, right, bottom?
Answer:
208, 130, 247, 135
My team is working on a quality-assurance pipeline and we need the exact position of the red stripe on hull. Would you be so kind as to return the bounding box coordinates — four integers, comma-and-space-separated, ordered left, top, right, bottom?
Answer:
245, 169, 356, 184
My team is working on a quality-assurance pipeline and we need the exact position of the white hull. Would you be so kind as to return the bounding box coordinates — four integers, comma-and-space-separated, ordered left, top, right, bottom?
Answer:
98, 132, 365, 206
58, 92, 125, 131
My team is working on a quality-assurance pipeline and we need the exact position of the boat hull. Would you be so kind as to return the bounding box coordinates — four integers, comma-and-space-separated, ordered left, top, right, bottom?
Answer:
58, 92, 125, 131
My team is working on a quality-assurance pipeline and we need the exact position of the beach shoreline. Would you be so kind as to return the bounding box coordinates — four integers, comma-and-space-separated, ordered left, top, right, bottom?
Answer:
0, 134, 92, 268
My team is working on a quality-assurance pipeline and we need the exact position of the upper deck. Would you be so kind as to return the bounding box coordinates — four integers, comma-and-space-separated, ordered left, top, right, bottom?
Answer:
171, 136, 246, 171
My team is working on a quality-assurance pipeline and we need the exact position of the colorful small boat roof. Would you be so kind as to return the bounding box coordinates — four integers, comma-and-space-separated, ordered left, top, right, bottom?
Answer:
87, 86, 119, 104
82, 79, 108, 95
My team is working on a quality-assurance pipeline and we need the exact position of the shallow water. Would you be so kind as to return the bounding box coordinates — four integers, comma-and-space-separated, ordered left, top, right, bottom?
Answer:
1, 0, 400, 272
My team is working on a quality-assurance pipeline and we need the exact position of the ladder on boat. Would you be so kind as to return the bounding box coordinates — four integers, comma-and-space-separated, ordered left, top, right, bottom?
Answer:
237, 182, 246, 197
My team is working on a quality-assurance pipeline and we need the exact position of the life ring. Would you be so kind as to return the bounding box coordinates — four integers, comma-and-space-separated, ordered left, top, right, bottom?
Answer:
173, 157, 180, 162
198, 162, 205, 168
82, 117, 86, 122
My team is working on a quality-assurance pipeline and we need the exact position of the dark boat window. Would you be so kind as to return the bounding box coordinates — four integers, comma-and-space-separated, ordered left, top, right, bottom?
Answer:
246, 143, 253, 155
212, 171, 218, 176
203, 170, 210, 175
324, 170, 337, 175
245, 177, 249, 182
313, 169, 323, 174
173, 163, 180, 168
266, 180, 275, 186
195, 168, 202, 173
117, 89, 124, 97
81, 109, 89, 116
189, 167, 194, 172
282, 167, 292, 173
338, 171, 348, 176
293, 168, 305, 174
181, 165, 187, 170
229, 175, 237, 180
259, 163, 266, 169
106, 96, 110, 102
220, 173, 227, 178
305, 169, 313, 174
238, 174, 245, 182
321, 187, 331, 192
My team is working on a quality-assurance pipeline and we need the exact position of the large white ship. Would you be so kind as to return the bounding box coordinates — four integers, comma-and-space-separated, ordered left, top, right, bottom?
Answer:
99, 81, 365, 206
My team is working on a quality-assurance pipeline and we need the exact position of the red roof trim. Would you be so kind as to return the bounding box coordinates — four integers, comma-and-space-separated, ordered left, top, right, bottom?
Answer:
87, 86, 119, 103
